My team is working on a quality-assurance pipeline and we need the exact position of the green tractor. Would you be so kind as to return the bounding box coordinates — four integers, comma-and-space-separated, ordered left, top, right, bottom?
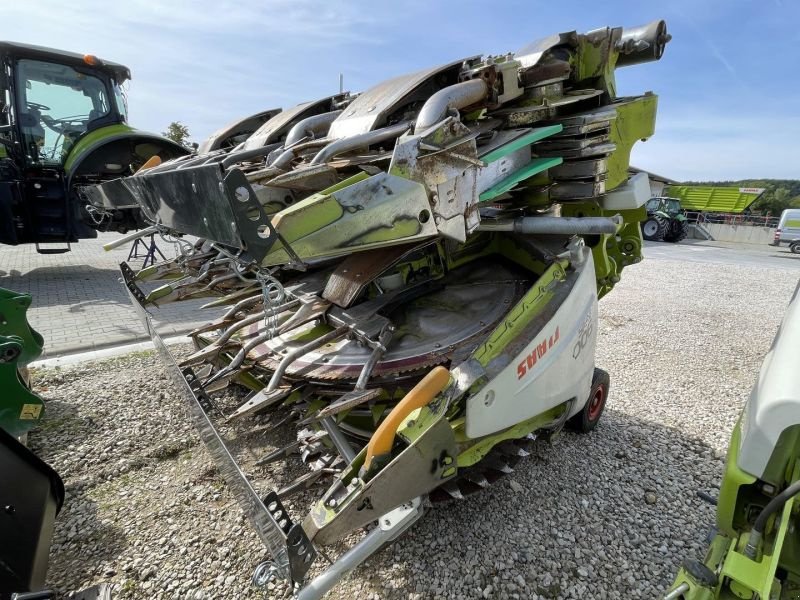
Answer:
665, 282, 800, 599
0, 42, 188, 253
642, 196, 689, 243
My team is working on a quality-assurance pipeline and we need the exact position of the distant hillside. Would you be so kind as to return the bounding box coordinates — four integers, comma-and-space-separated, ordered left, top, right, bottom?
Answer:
681, 179, 800, 215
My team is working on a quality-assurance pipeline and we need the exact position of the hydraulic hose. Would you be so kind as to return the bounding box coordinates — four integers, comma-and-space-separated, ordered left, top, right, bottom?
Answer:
744, 479, 800, 559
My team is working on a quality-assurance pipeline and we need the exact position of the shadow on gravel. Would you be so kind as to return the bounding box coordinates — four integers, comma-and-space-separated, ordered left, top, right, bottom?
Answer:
349, 409, 723, 600
45, 484, 127, 596
23, 401, 128, 596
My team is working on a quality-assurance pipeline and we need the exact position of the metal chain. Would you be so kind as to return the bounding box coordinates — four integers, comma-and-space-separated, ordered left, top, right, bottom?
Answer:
256, 268, 286, 338
84, 203, 112, 226
156, 225, 195, 259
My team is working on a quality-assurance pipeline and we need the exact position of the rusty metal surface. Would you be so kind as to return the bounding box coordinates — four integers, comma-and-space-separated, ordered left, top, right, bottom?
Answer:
327, 59, 469, 139
246, 263, 527, 380
241, 95, 346, 151
322, 241, 432, 308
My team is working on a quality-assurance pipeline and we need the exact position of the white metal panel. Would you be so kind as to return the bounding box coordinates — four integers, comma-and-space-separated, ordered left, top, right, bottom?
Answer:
465, 250, 598, 438
738, 282, 800, 479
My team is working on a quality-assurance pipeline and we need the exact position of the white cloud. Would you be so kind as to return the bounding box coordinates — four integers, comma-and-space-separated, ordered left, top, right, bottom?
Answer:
5, 0, 382, 139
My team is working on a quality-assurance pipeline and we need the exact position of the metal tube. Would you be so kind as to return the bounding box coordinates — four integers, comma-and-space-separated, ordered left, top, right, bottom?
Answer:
221, 142, 283, 168
354, 325, 393, 390
267, 147, 297, 170
617, 20, 671, 67
477, 216, 621, 235
103, 226, 158, 251
414, 78, 488, 133
321, 417, 357, 463
295, 499, 424, 600
265, 325, 349, 392
663, 583, 690, 600
310, 121, 410, 165
283, 110, 343, 149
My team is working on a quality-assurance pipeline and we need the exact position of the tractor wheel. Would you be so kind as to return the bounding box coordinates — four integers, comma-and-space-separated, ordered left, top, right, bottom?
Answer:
790, 242, 800, 255
567, 368, 610, 434
663, 220, 688, 243
642, 216, 667, 241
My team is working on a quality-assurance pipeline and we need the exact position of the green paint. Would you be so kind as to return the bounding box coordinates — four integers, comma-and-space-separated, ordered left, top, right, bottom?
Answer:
716, 420, 757, 537
63, 123, 136, 173
664, 186, 765, 214
480, 125, 563, 163
0, 287, 44, 365
455, 404, 565, 468
351, 217, 421, 245
479, 157, 563, 202
318, 171, 370, 195
0, 287, 45, 436
560, 201, 645, 298
471, 260, 567, 368
607, 95, 658, 190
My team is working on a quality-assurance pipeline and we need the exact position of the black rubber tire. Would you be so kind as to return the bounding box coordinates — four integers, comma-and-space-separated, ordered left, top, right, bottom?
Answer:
663, 220, 688, 243
567, 368, 610, 433
642, 216, 667, 241
790, 242, 800, 255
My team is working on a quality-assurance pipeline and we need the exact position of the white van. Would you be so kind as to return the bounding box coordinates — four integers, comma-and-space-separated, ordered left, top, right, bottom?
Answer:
772, 208, 800, 246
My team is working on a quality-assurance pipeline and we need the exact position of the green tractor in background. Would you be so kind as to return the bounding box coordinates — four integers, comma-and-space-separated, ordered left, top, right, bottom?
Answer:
0, 42, 189, 253
642, 196, 689, 243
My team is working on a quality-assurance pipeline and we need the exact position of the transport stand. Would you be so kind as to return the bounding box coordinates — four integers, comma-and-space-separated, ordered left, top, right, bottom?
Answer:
119, 262, 428, 599
127, 233, 166, 268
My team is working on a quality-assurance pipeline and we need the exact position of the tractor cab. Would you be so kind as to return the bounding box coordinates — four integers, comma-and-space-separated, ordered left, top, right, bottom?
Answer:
645, 196, 683, 217
0, 42, 187, 252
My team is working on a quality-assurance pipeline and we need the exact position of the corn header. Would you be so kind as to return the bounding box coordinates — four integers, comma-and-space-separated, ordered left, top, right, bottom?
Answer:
88, 20, 670, 598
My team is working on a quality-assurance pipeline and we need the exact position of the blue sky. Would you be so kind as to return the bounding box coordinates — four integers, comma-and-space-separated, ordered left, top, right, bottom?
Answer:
6, 0, 798, 181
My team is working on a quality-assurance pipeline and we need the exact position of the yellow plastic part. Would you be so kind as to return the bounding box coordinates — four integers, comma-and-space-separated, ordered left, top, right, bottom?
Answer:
135, 155, 162, 174
363, 366, 450, 471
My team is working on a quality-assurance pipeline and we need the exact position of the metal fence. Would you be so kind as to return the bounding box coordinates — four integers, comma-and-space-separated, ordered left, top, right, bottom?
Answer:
685, 212, 780, 229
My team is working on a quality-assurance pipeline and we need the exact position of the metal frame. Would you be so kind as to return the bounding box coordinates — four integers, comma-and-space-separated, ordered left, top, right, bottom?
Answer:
120, 263, 428, 597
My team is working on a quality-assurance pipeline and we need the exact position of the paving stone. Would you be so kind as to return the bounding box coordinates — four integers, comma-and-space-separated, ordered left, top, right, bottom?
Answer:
0, 233, 221, 357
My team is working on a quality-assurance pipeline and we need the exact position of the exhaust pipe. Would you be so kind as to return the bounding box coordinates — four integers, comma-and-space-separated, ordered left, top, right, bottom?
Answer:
283, 110, 343, 149
309, 121, 411, 165
413, 78, 488, 133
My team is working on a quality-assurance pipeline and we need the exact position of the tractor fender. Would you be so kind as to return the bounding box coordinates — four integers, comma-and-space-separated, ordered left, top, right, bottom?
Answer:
64, 124, 189, 188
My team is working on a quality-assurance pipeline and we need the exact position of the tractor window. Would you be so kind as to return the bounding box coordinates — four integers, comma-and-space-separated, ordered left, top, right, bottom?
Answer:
15, 59, 111, 165
645, 199, 660, 211
113, 81, 128, 122
665, 199, 681, 213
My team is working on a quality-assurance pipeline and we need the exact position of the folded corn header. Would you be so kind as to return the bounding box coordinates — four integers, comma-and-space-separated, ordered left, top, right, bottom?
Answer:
89, 20, 670, 598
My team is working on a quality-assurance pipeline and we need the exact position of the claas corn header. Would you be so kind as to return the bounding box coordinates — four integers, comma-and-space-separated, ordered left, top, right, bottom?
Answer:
88, 20, 671, 598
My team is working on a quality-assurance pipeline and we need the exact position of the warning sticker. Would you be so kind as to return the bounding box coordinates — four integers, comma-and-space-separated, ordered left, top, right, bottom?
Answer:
20, 404, 43, 420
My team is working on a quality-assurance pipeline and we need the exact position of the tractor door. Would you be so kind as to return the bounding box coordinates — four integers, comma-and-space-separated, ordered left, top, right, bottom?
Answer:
0, 54, 26, 245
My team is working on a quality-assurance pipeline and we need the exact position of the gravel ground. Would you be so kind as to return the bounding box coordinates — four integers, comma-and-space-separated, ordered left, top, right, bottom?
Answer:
29, 257, 799, 599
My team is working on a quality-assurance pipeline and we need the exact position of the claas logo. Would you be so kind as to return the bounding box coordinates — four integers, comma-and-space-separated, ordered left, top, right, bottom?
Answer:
516, 327, 559, 380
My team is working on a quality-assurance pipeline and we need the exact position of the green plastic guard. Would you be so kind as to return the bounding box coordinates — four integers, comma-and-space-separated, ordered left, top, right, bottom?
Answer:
0, 287, 45, 436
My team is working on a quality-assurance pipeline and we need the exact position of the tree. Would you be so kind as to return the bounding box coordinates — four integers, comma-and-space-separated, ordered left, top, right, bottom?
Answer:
162, 121, 191, 147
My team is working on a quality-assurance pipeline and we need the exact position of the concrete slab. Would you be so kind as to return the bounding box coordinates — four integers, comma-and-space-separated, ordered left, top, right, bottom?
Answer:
0, 233, 223, 357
